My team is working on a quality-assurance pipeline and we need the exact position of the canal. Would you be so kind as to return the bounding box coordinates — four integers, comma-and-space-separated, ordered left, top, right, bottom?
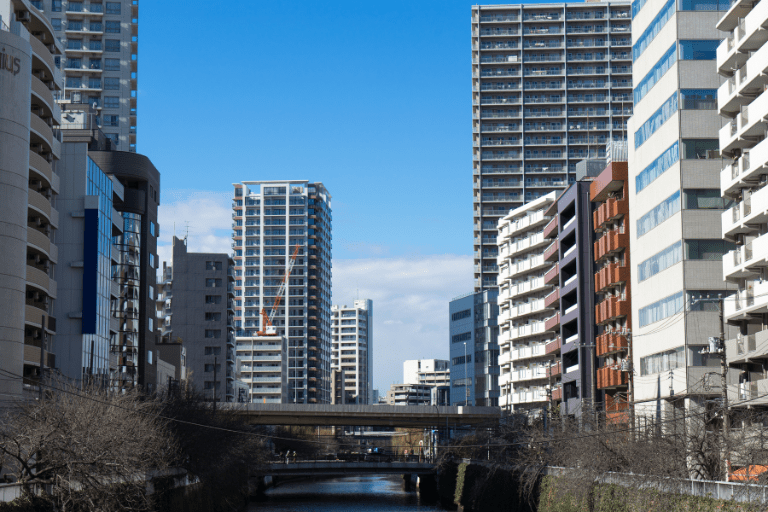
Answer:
250, 475, 444, 511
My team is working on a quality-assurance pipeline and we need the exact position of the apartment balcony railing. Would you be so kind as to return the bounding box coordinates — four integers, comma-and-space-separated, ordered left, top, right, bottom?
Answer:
595, 296, 629, 324
479, 14, 520, 22
548, 361, 562, 378
550, 387, 562, 401
544, 262, 559, 285
596, 332, 629, 357
593, 228, 628, 261
597, 366, 628, 389
593, 197, 628, 230
544, 312, 560, 332
545, 336, 562, 355
594, 262, 629, 292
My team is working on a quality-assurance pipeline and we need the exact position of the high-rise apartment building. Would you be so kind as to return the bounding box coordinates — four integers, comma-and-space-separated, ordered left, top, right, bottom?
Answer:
472, 1, 632, 291
331, 299, 373, 405
403, 359, 451, 387
232, 181, 332, 404
0, 0, 63, 399
158, 237, 236, 402
497, 193, 557, 414
717, 0, 768, 410
448, 290, 500, 406
628, 0, 736, 417
35, 0, 138, 152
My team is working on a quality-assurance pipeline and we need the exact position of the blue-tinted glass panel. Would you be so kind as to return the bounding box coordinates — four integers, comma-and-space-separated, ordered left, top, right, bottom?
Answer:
679, 40, 719, 60
637, 190, 681, 237
634, 91, 678, 149
633, 0, 675, 62
637, 241, 682, 282
678, 0, 729, 10
634, 43, 676, 105
636, 142, 679, 193
639, 291, 684, 327
680, 89, 717, 109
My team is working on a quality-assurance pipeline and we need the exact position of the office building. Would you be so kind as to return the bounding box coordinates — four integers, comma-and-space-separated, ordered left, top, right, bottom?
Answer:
155, 263, 185, 388
331, 299, 373, 404
717, 0, 768, 410
232, 181, 332, 404
385, 383, 432, 406
158, 237, 236, 403
628, 0, 735, 417
0, 0, 63, 399
540, 163, 602, 418
403, 359, 451, 387
497, 193, 557, 414
448, 290, 500, 406
34, 0, 138, 152
472, 1, 632, 291
88, 148, 159, 391
590, 159, 632, 423
53, 135, 125, 387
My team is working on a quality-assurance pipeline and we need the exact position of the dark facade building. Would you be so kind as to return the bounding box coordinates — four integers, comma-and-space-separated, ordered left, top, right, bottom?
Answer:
89, 150, 160, 392
542, 172, 599, 417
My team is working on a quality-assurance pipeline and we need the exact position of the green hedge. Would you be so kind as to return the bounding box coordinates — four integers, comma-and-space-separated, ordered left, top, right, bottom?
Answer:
539, 476, 753, 512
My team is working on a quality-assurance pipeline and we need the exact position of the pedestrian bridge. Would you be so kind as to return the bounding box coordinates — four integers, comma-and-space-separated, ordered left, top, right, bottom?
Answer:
263, 461, 435, 477
223, 403, 502, 428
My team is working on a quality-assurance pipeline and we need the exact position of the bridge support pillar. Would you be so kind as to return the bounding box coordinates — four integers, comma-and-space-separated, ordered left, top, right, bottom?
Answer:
417, 473, 437, 502
402, 473, 414, 491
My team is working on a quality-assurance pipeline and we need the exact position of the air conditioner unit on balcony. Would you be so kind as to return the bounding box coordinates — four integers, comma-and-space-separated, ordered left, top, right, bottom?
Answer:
17, 11, 30, 22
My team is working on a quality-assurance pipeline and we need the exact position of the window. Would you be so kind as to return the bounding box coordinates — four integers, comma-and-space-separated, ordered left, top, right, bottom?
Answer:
149, 253, 154, 267
632, 0, 675, 62
205, 313, 222, 322
105, 20, 120, 33
104, 133, 119, 147
638, 291, 684, 327
451, 309, 471, 321
635, 91, 678, 149
637, 190, 681, 237
636, 142, 679, 193
679, 40, 719, 60
206, 261, 223, 271
683, 189, 734, 209
105, 39, 120, 52
67, 39, 82, 50
103, 114, 119, 126
204, 329, 222, 338
452, 332, 472, 343
149, 285, 154, 299
149, 221, 156, 236
637, 241, 682, 282
88, 77, 101, 89
634, 42, 676, 105
204, 364, 221, 373
678, 0, 729, 9
68, 1, 83, 11
687, 291, 724, 312
89, 40, 102, 51
104, 77, 120, 90
680, 89, 717, 110
640, 346, 684, 375
452, 355, 472, 365
205, 278, 222, 288
148, 318, 153, 332
66, 76, 82, 88
88, 58, 101, 69
52, 0, 62, 11
90, 3, 103, 13
68, 20, 83, 31
205, 295, 222, 304
148, 350, 153, 364
105, 58, 120, 71
204, 347, 222, 356
685, 239, 736, 260
681, 139, 719, 159
51, 18, 62, 31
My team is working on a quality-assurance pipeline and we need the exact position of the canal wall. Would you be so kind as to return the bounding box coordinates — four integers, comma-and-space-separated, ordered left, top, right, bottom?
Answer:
448, 461, 535, 512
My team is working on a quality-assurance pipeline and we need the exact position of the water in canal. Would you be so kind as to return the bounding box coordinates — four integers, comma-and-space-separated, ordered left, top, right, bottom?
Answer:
249, 475, 444, 511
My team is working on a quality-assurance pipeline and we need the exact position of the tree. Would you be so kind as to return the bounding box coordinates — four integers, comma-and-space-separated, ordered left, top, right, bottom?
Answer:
0, 384, 177, 512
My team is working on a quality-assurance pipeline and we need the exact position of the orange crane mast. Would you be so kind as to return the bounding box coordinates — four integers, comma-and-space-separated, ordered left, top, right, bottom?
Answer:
257, 244, 300, 336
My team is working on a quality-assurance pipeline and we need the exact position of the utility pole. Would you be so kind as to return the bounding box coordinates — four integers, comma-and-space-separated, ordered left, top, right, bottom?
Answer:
39, 315, 46, 400
624, 329, 635, 441
213, 356, 218, 413
719, 296, 729, 439
464, 342, 470, 406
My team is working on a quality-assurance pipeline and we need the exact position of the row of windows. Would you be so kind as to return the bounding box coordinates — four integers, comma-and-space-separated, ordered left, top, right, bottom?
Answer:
452, 355, 472, 366
635, 91, 677, 149
638, 291, 683, 328
634, 42, 676, 106
639, 343, 720, 376
636, 141, 678, 193
637, 189, 731, 237
65, 76, 122, 90
66, 39, 122, 52
452, 332, 472, 343
638, 241, 682, 282
633, 0, 675, 62
637, 190, 680, 237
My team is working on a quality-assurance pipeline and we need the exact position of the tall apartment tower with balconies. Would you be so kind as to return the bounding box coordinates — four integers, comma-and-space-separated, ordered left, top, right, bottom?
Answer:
496, 192, 558, 414
36, 0, 137, 152
717, 0, 768, 411
232, 181, 332, 404
0, 0, 63, 400
331, 300, 373, 405
472, 2, 632, 291
628, 0, 735, 419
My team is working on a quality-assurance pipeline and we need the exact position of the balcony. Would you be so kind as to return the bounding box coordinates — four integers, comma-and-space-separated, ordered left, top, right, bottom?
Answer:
544, 312, 560, 332
512, 389, 548, 404
544, 263, 559, 285
544, 288, 560, 308
726, 329, 768, 364
550, 387, 562, 401
597, 366, 628, 389
593, 228, 628, 261
543, 240, 559, 262
542, 217, 558, 239
511, 367, 548, 382
723, 235, 768, 280
595, 296, 629, 324
545, 336, 561, 355
548, 361, 562, 378
596, 332, 628, 357
593, 197, 628, 231
720, 88, 768, 156
724, 278, 768, 322
594, 262, 629, 292
511, 343, 547, 361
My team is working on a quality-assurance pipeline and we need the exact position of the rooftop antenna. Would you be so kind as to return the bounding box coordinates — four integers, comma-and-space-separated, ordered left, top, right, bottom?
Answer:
183, 221, 191, 243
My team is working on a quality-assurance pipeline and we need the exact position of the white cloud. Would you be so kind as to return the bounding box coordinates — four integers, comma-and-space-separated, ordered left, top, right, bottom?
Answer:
332, 255, 473, 393
157, 190, 474, 394
156, 189, 232, 267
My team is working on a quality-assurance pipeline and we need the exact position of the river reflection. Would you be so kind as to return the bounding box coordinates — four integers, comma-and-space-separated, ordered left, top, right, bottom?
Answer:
250, 475, 444, 511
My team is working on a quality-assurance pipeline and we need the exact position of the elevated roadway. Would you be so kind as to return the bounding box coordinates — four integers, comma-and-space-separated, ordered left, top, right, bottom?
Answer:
223, 403, 502, 428
263, 461, 435, 476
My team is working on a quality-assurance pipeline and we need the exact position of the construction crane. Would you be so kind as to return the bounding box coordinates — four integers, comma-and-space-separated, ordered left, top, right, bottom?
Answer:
257, 244, 301, 336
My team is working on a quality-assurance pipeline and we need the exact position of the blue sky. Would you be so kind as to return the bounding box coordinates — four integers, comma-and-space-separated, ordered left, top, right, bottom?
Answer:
138, 0, 548, 392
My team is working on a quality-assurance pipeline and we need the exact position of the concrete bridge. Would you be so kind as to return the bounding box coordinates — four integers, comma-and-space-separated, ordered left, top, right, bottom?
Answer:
263, 460, 435, 477
223, 403, 502, 428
